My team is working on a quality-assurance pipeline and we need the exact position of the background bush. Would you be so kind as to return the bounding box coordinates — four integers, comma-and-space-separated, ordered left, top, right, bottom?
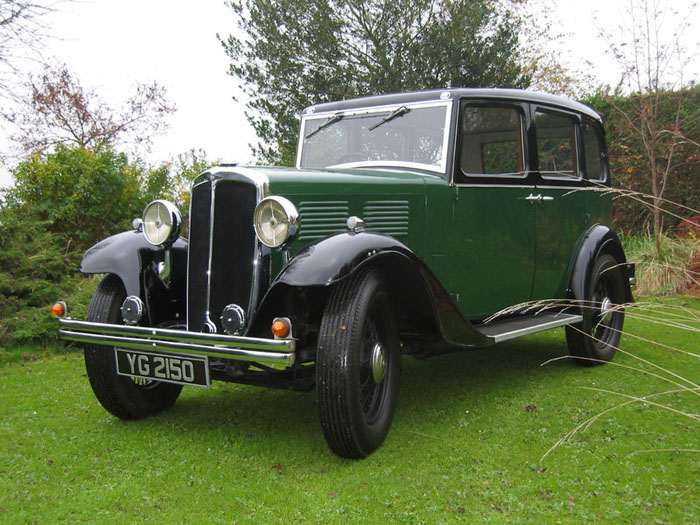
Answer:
0, 146, 207, 348
586, 88, 700, 236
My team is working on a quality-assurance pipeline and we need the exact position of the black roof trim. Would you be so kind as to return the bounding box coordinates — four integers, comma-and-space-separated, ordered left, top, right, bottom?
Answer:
302, 88, 601, 122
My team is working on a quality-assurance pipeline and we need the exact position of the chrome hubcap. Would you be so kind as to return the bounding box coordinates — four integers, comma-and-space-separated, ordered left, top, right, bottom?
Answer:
600, 297, 613, 324
370, 342, 386, 384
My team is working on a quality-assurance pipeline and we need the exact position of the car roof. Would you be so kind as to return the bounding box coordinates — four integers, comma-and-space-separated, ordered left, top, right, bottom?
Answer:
302, 88, 602, 123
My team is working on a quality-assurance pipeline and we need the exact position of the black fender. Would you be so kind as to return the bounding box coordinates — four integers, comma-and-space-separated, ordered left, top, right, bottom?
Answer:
80, 231, 187, 324
568, 224, 634, 305
257, 232, 491, 348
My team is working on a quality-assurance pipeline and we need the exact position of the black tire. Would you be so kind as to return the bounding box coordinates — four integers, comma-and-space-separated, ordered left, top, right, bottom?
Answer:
566, 253, 626, 366
84, 274, 182, 419
316, 269, 401, 458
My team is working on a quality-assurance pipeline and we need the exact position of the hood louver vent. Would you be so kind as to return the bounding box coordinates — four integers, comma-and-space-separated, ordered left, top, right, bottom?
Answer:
298, 201, 350, 241
363, 200, 409, 236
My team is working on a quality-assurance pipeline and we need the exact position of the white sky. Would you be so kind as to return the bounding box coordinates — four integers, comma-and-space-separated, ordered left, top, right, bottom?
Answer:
0, 0, 697, 189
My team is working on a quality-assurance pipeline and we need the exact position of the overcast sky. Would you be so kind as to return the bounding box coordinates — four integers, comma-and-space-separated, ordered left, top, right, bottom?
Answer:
0, 0, 697, 189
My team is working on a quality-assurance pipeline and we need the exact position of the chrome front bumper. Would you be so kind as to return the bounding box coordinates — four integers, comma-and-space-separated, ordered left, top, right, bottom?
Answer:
58, 319, 296, 366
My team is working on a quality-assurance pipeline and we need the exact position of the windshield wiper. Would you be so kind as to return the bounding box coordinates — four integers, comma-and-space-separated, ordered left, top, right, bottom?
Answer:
305, 112, 344, 139
368, 106, 410, 131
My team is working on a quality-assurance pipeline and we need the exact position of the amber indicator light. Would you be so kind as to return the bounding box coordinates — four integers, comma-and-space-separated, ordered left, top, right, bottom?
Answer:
51, 303, 65, 317
271, 319, 290, 338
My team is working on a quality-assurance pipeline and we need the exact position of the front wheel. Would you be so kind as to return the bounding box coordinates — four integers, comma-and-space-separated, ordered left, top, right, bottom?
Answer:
84, 274, 182, 419
316, 269, 401, 458
566, 253, 626, 365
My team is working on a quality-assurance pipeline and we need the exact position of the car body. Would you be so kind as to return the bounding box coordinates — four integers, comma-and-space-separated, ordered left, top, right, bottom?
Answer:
55, 88, 635, 458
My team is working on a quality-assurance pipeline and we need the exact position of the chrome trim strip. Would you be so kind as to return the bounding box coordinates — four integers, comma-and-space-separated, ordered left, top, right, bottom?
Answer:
158, 250, 172, 288
204, 179, 217, 330
59, 319, 296, 366
451, 184, 598, 189
185, 178, 210, 332
326, 159, 445, 175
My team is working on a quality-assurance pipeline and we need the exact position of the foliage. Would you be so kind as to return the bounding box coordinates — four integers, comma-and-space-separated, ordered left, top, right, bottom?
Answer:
514, 2, 596, 99
156, 148, 214, 213
4, 144, 147, 246
0, 144, 214, 346
622, 234, 700, 296
1, 297, 698, 521
0, 213, 84, 347
586, 88, 700, 236
4, 66, 176, 155
595, 0, 700, 256
221, 0, 530, 165
0, 145, 157, 346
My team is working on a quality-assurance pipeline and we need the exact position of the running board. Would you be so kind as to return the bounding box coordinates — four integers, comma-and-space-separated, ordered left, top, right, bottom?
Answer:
475, 312, 583, 344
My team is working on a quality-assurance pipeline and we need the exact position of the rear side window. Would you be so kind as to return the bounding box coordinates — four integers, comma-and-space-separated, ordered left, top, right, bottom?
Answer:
582, 120, 606, 182
535, 110, 579, 181
460, 105, 525, 178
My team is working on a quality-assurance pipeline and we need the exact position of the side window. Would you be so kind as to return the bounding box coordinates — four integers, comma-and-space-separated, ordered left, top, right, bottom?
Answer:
459, 104, 525, 178
582, 119, 606, 182
535, 110, 579, 181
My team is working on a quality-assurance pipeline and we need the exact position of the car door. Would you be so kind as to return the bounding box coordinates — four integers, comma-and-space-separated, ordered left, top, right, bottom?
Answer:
530, 106, 589, 301
450, 100, 537, 320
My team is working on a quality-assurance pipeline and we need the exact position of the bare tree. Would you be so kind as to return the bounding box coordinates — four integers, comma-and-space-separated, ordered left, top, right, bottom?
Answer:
5, 66, 176, 153
0, 1, 62, 98
599, 0, 699, 256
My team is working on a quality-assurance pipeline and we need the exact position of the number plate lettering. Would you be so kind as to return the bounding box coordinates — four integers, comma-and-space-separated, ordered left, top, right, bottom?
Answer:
115, 349, 210, 388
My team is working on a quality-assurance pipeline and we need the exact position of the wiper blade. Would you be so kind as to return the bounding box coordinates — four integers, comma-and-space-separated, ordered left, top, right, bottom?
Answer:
305, 112, 344, 139
368, 106, 410, 131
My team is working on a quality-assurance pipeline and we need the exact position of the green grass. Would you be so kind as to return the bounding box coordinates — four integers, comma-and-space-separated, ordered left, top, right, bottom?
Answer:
622, 234, 699, 295
1, 297, 698, 523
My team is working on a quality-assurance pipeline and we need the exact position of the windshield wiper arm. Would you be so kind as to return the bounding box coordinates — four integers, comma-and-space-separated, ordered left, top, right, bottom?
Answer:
305, 112, 344, 139
368, 106, 410, 131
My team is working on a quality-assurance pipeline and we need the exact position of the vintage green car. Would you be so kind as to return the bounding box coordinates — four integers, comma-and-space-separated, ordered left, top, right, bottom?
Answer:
55, 88, 635, 458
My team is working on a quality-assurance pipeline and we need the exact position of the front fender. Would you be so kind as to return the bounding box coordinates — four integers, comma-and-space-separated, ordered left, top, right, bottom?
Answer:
265, 232, 491, 348
80, 231, 187, 313
276, 232, 412, 286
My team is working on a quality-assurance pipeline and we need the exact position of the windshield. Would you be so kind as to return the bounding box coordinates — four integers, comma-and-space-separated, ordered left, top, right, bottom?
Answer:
297, 101, 452, 173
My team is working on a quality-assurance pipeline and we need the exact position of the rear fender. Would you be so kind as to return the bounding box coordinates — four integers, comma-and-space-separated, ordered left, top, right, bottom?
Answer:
568, 224, 634, 306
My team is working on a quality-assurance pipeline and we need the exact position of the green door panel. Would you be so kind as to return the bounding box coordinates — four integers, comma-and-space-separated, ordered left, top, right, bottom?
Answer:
450, 186, 536, 320
586, 187, 613, 227
531, 187, 589, 301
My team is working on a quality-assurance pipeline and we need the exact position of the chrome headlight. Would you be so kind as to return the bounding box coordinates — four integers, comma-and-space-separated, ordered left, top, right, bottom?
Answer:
253, 196, 299, 249
142, 200, 182, 247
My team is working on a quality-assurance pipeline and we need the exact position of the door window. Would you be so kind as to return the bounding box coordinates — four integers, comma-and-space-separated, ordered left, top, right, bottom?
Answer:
458, 104, 525, 180
535, 110, 579, 181
582, 119, 606, 182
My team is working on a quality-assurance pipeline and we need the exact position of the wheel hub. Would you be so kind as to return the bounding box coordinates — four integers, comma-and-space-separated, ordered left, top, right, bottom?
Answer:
370, 342, 386, 384
600, 296, 613, 324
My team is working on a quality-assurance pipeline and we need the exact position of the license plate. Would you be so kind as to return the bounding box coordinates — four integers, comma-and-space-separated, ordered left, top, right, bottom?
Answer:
115, 349, 210, 388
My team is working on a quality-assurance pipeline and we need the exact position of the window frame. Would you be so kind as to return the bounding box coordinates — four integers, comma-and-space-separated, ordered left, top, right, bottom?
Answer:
453, 99, 531, 186
296, 99, 453, 175
532, 106, 582, 184
581, 116, 609, 184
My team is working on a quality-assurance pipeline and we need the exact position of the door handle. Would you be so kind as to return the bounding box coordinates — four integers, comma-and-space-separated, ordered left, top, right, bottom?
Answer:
525, 194, 555, 203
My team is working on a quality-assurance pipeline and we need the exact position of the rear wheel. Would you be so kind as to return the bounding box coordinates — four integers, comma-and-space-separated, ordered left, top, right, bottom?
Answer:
566, 253, 626, 365
84, 274, 182, 419
316, 269, 401, 458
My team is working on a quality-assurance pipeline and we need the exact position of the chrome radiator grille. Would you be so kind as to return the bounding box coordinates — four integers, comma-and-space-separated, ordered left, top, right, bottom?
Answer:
187, 178, 258, 333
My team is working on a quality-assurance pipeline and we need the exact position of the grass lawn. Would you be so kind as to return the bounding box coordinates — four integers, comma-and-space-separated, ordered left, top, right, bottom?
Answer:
1, 296, 698, 523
